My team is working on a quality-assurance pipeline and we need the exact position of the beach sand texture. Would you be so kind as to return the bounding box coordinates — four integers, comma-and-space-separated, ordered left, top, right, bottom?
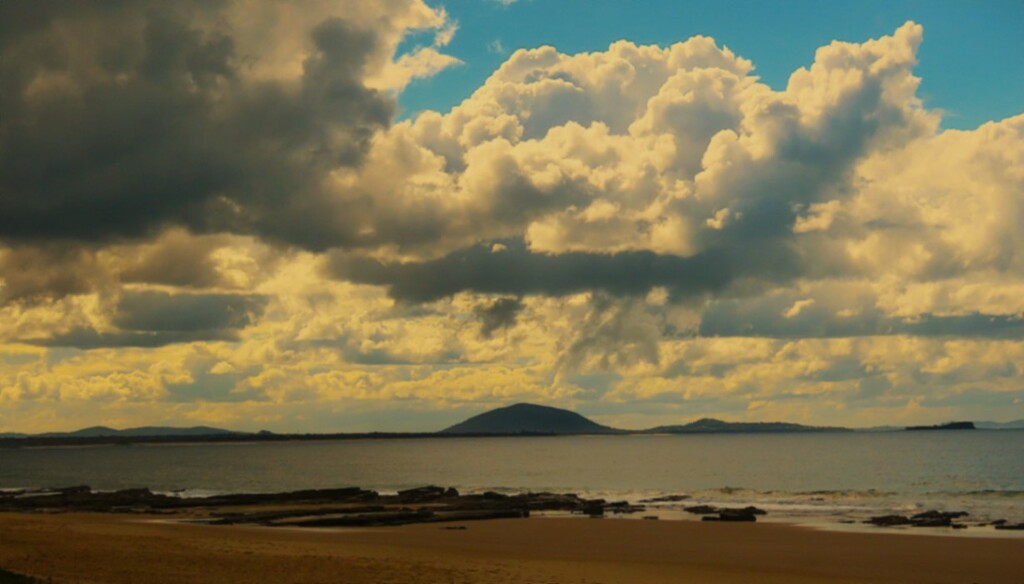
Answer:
1, 513, 1022, 583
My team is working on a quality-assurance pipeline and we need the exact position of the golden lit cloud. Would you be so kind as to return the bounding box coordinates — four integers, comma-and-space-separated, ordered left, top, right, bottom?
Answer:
1, 14, 1022, 432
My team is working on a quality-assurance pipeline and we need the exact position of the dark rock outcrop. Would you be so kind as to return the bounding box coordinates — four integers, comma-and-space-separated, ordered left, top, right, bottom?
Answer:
604, 501, 646, 514
281, 509, 436, 527
684, 505, 765, 517
640, 495, 690, 503
700, 506, 757, 520
867, 515, 913, 526
397, 486, 447, 502
0, 486, 380, 513
0, 485, 635, 528
683, 505, 720, 515
866, 510, 969, 528
56, 485, 91, 495
910, 510, 968, 527
700, 506, 765, 522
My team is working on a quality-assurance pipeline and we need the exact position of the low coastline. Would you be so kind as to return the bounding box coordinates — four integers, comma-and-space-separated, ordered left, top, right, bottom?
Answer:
2, 485, 1023, 583
1, 511, 1022, 583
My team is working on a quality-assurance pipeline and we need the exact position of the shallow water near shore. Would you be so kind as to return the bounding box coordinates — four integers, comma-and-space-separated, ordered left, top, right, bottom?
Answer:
2, 430, 1022, 532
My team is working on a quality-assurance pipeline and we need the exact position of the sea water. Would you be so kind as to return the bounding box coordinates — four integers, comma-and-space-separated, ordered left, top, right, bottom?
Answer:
2, 431, 1022, 530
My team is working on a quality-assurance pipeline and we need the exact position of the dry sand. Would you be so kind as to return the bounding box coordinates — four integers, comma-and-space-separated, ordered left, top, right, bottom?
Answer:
0, 513, 1021, 583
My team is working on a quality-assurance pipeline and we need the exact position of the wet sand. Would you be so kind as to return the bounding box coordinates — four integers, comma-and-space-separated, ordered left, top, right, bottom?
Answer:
0, 513, 1021, 583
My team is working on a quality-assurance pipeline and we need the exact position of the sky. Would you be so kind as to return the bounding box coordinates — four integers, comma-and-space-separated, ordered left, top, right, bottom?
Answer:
0, 1, 1022, 433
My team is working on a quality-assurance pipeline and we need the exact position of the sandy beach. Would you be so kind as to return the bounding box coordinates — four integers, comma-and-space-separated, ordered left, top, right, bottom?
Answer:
0, 513, 1021, 584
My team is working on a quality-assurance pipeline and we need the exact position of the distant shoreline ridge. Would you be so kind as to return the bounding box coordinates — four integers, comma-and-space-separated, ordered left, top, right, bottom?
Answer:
2, 403, 1021, 447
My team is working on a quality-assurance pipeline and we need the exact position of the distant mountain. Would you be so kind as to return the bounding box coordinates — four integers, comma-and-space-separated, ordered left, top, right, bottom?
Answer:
441, 403, 620, 435
975, 420, 1024, 430
36, 426, 119, 438
34, 426, 238, 438
0, 432, 27, 438
644, 418, 848, 434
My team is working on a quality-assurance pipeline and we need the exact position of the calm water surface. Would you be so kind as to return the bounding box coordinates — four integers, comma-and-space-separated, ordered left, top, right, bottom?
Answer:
3, 431, 1022, 526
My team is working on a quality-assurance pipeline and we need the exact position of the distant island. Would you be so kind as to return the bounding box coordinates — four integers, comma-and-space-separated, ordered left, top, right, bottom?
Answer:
2, 404, 1021, 447
906, 421, 976, 431
0, 426, 238, 440
440, 403, 621, 435
43, 426, 237, 439
644, 418, 847, 434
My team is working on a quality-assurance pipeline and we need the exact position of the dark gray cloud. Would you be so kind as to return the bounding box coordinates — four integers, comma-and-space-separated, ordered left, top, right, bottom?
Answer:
329, 239, 801, 303
27, 327, 242, 349
113, 291, 267, 333
558, 296, 662, 372
0, 244, 108, 304
23, 291, 267, 348
475, 297, 524, 338
699, 296, 1024, 339
118, 233, 231, 289
0, 2, 390, 251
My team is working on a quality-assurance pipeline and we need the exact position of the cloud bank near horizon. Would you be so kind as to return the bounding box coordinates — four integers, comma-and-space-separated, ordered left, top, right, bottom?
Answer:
1, 4, 1022, 432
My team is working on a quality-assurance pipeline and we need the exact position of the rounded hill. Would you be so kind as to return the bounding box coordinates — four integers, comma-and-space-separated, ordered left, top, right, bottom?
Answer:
440, 403, 619, 435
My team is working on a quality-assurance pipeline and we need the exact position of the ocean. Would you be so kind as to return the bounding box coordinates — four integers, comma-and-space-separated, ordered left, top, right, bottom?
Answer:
3, 431, 1022, 533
